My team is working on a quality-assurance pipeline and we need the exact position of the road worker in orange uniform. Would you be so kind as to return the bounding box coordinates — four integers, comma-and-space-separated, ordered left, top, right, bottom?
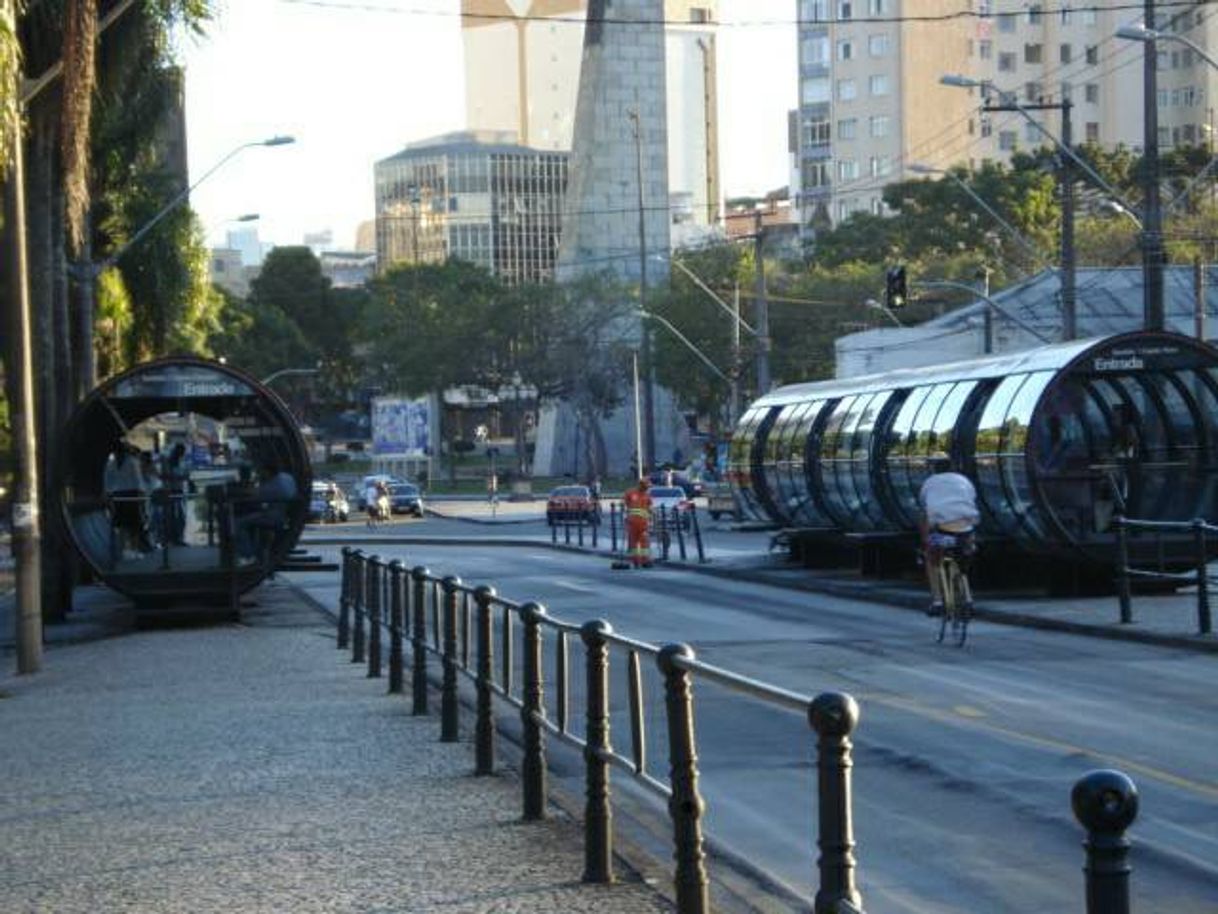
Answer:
623, 477, 654, 568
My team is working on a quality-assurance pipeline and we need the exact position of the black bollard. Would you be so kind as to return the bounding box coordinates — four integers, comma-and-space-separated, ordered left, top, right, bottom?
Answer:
352, 553, 367, 665
1115, 516, 1133, 624
676, 507, 687, 561
581, 619, 615, 884
661, 507, 671, 562
367, 556, 382, 679
1194, 519, 1212, 635
441, 576, 463, 742
1071, 769, 1138, 914
690, 505, 706, 563
564, 522, 571, 545
657, 643, 709, 914
592, 509, 599, 549
610, 503, 619, 554
551, 521, 557, 544
578, 518, 584, 547
474, 585, 497, 775
337, 547, 354, 649
520, 601, 548, 820
809, 691, 864, 914
388, 560, 404, 694
411, 566, 431, 716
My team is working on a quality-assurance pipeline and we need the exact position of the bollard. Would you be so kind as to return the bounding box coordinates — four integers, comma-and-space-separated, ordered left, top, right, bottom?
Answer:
520, 601, 548, 820
581, 619, 615, 884
1071, 770, 1138, 914
578, 518, 584, 547
592, 510, 599, 549
657, 643, 709, 914
474, 585, 497, 776
367, 556, 382, 679
660, 507, 671, 562
690, 505, 706, 563
388, 560, 404, 694
809, 691, 864, 914
441, 576, 463, 742
352, 553, 367, 665
611, 503, 619, 554
337, 547, 354, 649
1115, 516, 1133, 625
1194, 519, 1212, 635
551, 521, 557, 545
675, 507, 688, 561
411, 566, 431, 716
565, 522, 572, 546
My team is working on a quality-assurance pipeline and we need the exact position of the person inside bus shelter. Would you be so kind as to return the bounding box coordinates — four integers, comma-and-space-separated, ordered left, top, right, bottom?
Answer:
233, 457, 298, 565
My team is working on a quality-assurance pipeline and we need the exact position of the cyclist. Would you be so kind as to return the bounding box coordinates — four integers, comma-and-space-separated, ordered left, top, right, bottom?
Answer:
919, 457, 980, 616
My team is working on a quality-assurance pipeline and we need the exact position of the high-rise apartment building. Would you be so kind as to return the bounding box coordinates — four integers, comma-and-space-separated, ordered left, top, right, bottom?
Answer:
792, 1, 1218, 234
461, 0, 722, 233
374, 130, 569, 285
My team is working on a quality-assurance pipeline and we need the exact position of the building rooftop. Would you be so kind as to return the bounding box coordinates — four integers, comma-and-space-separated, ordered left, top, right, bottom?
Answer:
378, 130, 570, 165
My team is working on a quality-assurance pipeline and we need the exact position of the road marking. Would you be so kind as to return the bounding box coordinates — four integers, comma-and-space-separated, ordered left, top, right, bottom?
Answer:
869, 692, 1218, 801
552, 579, 595, 594
953, 705, 986, 718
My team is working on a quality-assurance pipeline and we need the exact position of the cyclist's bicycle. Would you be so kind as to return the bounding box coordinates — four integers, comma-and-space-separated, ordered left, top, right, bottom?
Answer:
929, 529, 976, 646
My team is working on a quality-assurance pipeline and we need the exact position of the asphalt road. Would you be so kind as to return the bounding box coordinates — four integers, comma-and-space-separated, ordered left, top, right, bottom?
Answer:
291, 524, 1218, 913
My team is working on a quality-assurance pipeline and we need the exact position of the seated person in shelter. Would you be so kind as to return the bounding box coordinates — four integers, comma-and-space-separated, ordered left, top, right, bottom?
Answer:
104, 442, 151, 556
918, 457, 980, 616
233, 458, 298, 563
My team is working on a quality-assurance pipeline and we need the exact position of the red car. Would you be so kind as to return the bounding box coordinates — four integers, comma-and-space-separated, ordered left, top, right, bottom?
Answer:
546, 485, 598, 525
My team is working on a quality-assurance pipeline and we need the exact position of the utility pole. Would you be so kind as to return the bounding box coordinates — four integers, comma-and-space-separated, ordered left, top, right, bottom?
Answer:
752, 212, 772, 393
629, 108, 656, 471
730, 283, 741, 427
1195, 257, 1206, 341
3, 77, 45, 673
979, 267, 993, 354
1143, 0, 1166, 330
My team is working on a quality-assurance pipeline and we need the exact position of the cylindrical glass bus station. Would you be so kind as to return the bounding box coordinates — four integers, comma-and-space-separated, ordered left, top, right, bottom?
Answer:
729, 331, 1218, 570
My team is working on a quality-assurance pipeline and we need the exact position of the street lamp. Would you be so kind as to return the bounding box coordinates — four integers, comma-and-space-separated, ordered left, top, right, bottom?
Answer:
73, 135, 295, 396
261, 366, 319, 387
917, 278, 1051, 349
863, 298, 905, 328
635, 310, 731, 383
628, 107, 656, 471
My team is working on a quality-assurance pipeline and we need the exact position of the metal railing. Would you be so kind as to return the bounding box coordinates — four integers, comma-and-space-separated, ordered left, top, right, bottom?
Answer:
1113, 515, 1215, 634
604, 501, 708, 564
335, 546, 1141, 914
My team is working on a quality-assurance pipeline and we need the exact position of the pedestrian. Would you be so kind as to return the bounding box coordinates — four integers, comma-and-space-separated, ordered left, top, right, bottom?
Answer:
622, 477, 653, 568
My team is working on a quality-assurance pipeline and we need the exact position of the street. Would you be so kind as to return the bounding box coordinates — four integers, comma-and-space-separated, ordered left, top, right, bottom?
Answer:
291, 522, 1218, 913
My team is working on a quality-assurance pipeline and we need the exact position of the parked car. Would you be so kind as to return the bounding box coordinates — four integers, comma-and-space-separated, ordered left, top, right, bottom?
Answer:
649, 485, 693, 529
648, 470, 704, 499
386, 482, 425, 517
356, 474, 404, 510
308, 481, 349, 523
546, 485, 598, 525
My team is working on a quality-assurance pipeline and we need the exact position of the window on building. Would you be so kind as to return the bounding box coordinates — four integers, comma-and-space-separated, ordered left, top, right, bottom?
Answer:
869, 34, 889, 57
868, 0, 886, 14
838, 78, 857, 101
869, 74, 890, 96
980, 116, 993, 138
1025, 43, 1043, 64
838, 0, 852, 20
803, 117, 831, 147
1158, 126, 1171, 146
999, 130, 1017, 150
1157, 50, 1168, 70
837, 38, 854, 60
803, 160, 831, 187
802, 35, 830, 65
838, 158, 859, 180
1184, 124, 1197, 143
997, 13, 1016, 32
801, 0, 830, 20
998, 51, 1016, 72
1027, 4, 1042, 24
1025, 81, 1042, 102
1081, 8, 1097, 25
1061, 81, 1073, 101
1085, 83, 1099, 104
979, 40, 993, 60
838, 118, 858, 139
869, 155, 891, 177
802, 76, 830, 104
977, 0, 993, 14
1183, 48, 1195, 67
1086, 122, 1100, 143
870, 196, 885, 215
1085, 45, 1098, 65
1025, 121, 1041, 143
1060, 43, 1072, 64
869, 114, 890, 137
1060, 7, 1072, 25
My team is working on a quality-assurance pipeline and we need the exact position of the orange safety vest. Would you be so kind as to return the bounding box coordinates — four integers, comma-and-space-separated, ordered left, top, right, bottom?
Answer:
623, 488, 652, 521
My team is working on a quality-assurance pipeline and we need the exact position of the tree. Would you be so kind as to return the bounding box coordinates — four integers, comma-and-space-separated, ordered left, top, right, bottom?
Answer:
209, 288, 315, 381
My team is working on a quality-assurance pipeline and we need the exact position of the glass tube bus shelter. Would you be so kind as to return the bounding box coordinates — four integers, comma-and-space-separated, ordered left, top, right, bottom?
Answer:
728, 331, 1218, 568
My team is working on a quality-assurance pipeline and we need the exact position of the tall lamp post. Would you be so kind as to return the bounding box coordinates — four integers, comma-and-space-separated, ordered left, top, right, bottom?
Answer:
628, 108, 656, 472
72, 135, 295, 397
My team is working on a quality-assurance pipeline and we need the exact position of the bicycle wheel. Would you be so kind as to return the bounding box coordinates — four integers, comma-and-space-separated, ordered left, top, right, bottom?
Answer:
946, 561, 971, 647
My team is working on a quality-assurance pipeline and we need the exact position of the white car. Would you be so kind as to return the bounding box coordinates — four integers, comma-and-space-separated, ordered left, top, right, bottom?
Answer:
649, 485, 693, 529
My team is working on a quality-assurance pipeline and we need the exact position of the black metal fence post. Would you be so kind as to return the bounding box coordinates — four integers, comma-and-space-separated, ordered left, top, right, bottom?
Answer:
809, 691, 864, 914
657, 643, 709, 914
611, 503, 619, 554
388, 560, 404, 694
592, 511, 599, 549
441, 576, 462, 742
551, 521, 557, 544
1194, 519, 1212, 635
577, 519, 584, 547
581, 619, 614, 884
661, 508, 672, 562
367, 556, 382, 679
1115, 516, 1133, 624
411, 565, 430, 716
474, 585, 497, 776
690, 505, 706, 563
337, 547, 354, 649
352, 553, 367, 665
676, 508, 688, 561
520, 601, 548, 821
1071, 770, 1138, 914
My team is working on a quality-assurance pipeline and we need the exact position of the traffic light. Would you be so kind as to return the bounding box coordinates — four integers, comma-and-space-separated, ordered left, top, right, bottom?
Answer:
885, 265, 907, 309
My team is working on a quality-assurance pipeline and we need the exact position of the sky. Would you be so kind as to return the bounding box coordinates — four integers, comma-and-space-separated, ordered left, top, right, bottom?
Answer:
180, 0, 796, 251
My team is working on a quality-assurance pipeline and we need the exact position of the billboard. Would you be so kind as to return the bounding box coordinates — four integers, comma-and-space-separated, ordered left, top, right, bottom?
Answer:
371, 396, 431, 458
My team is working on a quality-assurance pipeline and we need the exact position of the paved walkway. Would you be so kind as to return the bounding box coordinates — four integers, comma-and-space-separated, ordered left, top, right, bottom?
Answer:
0, 580, 673, 914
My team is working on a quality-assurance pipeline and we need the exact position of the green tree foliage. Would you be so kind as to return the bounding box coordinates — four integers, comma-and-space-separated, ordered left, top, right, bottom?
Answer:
209, 287, 314, 381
